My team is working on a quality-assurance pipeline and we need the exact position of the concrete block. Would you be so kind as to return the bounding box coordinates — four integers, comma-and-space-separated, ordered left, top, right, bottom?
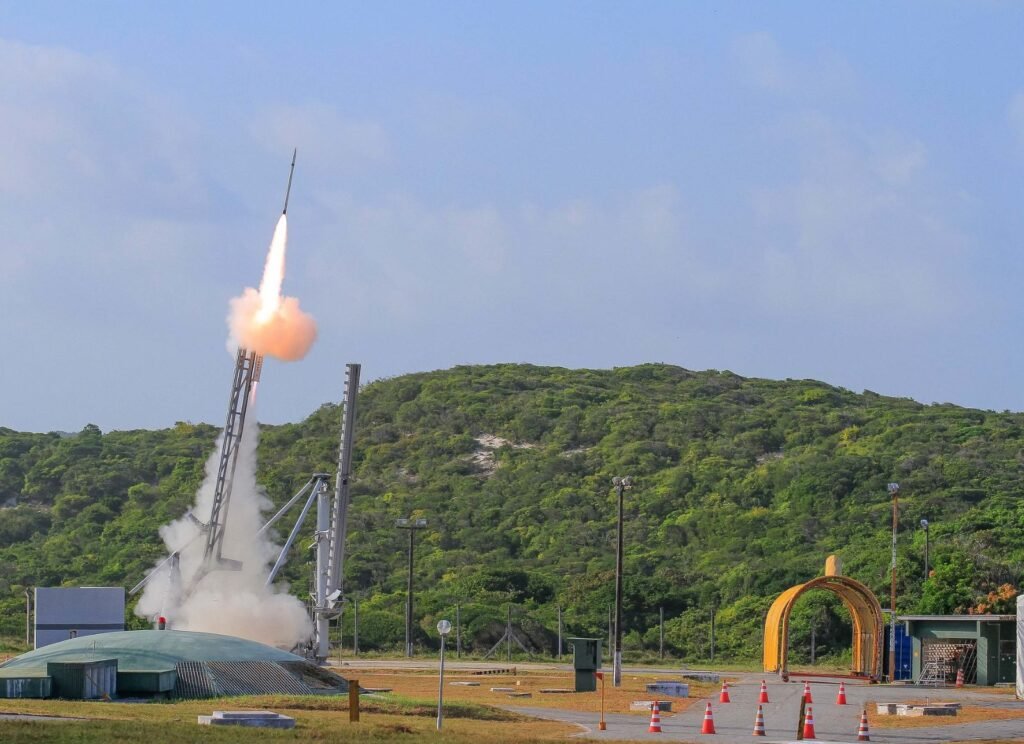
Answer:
646, 681, 689, 697
630, 700, 672, 712
680, 671, 719, 683
197, 711, 295, 729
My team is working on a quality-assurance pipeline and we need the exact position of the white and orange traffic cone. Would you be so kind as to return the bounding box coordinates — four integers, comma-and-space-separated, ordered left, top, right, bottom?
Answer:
701, 702, 716, 734
758, 679, 769, 703
802, 680, 813, 703
802, 704, 816, 740
752, 704, 766, 736
857, 707, 871, 741
836, 680, 847, 705
955, 668, 964, 688
719, 681, 731, 703
647, 700, 662, 733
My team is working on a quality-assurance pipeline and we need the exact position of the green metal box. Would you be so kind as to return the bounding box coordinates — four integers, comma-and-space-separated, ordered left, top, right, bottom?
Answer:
567, 637, 601, 692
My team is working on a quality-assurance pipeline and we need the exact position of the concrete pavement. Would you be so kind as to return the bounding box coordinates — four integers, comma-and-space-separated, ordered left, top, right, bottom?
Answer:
510, 675, 1024, 743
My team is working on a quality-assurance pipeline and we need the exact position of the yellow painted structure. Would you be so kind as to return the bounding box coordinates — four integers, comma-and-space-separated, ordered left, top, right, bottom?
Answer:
763, 557, 884, 680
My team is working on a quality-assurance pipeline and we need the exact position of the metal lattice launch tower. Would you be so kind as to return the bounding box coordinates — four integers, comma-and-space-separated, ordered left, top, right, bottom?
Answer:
202, 348, 262, 566
201, 150, 295, 567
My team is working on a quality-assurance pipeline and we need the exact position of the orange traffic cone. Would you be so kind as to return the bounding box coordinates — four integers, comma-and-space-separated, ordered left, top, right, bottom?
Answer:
701, 702, 716, 735
802, 680, 813, 703
752, 704, 766, 736
857, 708, 871, 741
758, 679, 769, 703
836, 680, 847, 705
719, 681, 731, 703
955, 668, 964, 688
802, 704, 816, 740
647, 701, 662, 733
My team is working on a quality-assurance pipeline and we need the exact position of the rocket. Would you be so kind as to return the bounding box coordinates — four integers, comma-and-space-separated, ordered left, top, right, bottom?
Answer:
283, 148, 296, 215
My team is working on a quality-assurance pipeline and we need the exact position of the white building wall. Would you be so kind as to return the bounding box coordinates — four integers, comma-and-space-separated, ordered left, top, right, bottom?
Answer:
34, 587, 125, 648
1016, 595, 1023, 699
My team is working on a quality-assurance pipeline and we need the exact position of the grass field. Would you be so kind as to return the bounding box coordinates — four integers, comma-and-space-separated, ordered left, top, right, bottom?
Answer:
0, 668, 717, 743
348, 667, 717, 715
0, 694, 576, 743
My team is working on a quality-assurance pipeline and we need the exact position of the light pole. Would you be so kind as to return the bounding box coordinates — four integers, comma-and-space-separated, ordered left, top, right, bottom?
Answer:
612, 475, 632, 687
396, 517, 428, 657
887, 482, 900, 683
920, 519, 930, 580
436, 619, 452, 731
25, 588, 32, 648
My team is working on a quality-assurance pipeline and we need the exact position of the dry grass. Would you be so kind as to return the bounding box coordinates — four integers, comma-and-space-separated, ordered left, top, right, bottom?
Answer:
0, 695, 577, 743
868, 702, 1024, 730
348, 668, 715, 716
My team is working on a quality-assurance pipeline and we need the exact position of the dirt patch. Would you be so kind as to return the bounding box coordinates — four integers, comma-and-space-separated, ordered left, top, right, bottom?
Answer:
352, 668, 714, 716
869, 703, 1024, 729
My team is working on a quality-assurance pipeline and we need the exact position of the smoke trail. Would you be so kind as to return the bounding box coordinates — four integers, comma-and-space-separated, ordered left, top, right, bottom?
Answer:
135, 418, 312, 647
228, 214, 317, 361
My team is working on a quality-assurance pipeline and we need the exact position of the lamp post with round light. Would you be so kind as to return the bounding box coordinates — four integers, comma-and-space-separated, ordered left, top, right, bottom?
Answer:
436, 619, 452, 731
612, 476, 633, 687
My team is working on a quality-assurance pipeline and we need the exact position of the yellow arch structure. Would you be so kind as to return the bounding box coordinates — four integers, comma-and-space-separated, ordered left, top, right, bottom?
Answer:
763, 557, 884, 680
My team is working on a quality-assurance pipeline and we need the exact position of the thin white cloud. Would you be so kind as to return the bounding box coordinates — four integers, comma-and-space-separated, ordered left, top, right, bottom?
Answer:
731, 32, 792, 92
749, 114, 972, 323
249, 104, 393, 174
1008, 90, 1024, 151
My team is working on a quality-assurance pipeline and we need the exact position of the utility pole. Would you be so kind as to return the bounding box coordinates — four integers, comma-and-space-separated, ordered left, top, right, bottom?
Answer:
455, 602, 462, 659
920, 519, 930, 580
710, 607, 715, 663
396, 517, 428, 656
659, 606, 664, 661
353, 595, 359, 655
888, 482, 900, 682
607, 604, 612, 653
25, 588, 31, 648
557, 605, 563, 660
611, 476, 633, 687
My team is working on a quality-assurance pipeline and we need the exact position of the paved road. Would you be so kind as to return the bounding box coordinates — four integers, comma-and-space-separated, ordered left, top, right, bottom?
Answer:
510, 675, 1024, 743
333, 661, 1022, 742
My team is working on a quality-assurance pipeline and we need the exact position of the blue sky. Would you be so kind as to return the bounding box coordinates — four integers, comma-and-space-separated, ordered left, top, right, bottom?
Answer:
2, 2, 1023, 431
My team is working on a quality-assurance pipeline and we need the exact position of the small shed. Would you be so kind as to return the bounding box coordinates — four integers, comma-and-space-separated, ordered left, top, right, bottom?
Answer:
902, 614, 1016, 686
34, 587, 125, 648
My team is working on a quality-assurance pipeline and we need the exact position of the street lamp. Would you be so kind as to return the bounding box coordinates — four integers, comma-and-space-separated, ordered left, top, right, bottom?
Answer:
396, 517, 428, 657
887, 482, 900, 683
920, 519, 930, 580
436, 619, 452, 730
612, 475, 633, 687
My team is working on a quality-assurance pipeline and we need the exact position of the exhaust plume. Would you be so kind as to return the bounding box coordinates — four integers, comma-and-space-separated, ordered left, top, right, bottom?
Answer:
228, 214, 317, 361
135, 420, 312, 647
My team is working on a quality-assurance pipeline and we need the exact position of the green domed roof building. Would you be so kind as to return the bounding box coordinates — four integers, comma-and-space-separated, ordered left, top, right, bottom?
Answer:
0, 630, 350, 699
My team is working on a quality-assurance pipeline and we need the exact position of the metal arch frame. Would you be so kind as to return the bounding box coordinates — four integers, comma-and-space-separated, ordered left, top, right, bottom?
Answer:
763, 574, 884, 680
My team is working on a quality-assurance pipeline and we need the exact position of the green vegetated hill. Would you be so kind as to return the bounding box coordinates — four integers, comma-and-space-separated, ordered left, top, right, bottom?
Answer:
1, 363, 1021, 662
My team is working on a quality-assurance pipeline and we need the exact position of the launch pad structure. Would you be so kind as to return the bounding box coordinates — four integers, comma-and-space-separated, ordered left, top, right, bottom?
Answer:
259, 363, 361, 661
129, 151, 364, 662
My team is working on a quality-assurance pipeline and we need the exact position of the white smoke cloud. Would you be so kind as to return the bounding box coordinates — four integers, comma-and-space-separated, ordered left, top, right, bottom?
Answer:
135, 419, 312, 648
